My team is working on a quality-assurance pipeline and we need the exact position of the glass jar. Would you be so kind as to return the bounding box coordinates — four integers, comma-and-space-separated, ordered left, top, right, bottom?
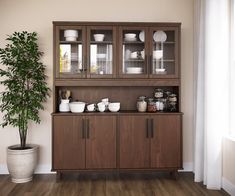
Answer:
137, 96, 147, 112
154, 88, 164, 98
147, 98, 157, 112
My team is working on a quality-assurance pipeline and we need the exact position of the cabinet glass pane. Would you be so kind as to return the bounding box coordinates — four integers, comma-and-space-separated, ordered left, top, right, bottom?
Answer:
122, 30, 146, 75
151, 30, 175, 75
89, 30, 113, 75
59, 29, 84, 74
60, 44, 83, 73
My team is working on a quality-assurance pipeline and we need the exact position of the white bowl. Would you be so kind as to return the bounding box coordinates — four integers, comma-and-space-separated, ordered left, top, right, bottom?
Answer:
64, 30, 78, 37
69, 102, 85, 113
65, 36, 77, 41
153, 50, 163, 59
141, 50, 145, 59
130, 51, 138, 59
124, 33, 136, 39
97, 53, 106, 59
108, 102, 120, 112
94, 34, 105, 42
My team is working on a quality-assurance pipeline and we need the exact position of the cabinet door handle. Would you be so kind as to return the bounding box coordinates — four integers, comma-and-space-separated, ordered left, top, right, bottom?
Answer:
86, 119, 90, 139
151, 119, 154, 138
82, 119, 85, 139
146, 119, 149, 138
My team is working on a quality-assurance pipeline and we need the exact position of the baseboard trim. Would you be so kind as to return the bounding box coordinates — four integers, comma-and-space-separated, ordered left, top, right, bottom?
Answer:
0, 164, 55, 174
222, 177, 235, 196
0, 162, 193, 174
179, 162, 193, 172
0, 165, 8, 174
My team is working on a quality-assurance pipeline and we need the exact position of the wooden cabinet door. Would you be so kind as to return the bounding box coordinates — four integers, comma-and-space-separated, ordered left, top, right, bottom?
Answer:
85, 116, 117, 169
150, 115, 181, 168
53, 116, 85, 170
119, 115, 150, 168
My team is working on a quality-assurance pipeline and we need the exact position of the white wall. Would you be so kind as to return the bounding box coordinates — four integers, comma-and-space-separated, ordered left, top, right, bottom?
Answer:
0, 0, 194, 173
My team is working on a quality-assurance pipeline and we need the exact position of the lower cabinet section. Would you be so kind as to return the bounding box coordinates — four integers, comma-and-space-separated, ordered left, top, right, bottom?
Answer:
53, 115, 116, 170
119, 115, 181, 169
52, 113, 182, 172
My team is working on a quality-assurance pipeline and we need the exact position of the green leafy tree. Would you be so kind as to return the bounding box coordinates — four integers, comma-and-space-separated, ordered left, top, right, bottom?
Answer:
0, 31, 50, 149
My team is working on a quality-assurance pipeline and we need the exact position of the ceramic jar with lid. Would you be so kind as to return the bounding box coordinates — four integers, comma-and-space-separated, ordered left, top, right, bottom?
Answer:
137, 96, 147, 112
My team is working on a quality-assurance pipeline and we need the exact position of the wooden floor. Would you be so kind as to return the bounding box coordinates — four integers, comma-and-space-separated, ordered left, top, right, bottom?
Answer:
0, 172, 229, 196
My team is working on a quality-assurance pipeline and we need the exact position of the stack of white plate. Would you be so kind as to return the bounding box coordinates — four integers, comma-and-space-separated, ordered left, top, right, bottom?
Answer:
126, 67, 143, 74
64, 30, 78, 41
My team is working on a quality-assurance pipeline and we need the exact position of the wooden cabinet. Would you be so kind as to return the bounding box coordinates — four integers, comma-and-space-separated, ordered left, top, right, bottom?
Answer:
53, 115, 117, 170
119, 114, 182, 169
52, 21, 183, 177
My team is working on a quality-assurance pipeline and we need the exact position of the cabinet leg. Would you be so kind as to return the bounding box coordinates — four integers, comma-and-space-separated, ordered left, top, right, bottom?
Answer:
56, 171, 62, 182
170, 170, 179, 180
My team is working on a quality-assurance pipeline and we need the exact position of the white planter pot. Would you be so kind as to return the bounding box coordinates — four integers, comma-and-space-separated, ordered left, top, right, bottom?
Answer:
7, 144, 39, 183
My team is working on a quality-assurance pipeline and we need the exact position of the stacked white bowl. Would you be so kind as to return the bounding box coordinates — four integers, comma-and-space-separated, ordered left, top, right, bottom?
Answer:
64, 30, 78, 41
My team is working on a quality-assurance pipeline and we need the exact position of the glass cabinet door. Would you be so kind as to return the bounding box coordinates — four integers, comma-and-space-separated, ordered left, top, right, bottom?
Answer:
119, 27, 148, 78
149, 27, 179, 78
87, 27, 116, 78
56, 26, 86, 78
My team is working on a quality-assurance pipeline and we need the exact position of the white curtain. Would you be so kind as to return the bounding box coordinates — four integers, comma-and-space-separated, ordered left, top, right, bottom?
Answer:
194, 0, 232, 189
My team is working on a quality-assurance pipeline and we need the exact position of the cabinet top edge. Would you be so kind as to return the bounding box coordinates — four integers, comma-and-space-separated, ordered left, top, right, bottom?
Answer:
52, 21, 182, 27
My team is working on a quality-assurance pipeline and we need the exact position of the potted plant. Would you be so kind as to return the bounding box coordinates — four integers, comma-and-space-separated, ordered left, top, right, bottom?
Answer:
0, 31, 50, 183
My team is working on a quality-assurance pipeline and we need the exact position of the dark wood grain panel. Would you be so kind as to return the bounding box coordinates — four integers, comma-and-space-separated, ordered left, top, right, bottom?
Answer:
86, 116, 116, 169
150, 115, 181, 168
119, 115, 150, 168
53, 116, 85, 169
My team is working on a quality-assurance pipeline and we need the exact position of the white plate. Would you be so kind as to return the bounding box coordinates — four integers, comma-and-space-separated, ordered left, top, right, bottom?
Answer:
153, 31, 167, 42
139, 31, 145, 42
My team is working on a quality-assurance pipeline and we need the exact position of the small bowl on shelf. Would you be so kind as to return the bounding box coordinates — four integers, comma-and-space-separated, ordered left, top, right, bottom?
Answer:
108, 102, 120, 112
94, 34, 105, 42
64, 30, 78, 37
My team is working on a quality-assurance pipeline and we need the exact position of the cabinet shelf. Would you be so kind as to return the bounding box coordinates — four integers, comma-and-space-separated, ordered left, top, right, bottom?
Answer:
60, 41, 82, 44
90, 41, 113, 44
123, 41, 144, 44
51, 111, 183, 116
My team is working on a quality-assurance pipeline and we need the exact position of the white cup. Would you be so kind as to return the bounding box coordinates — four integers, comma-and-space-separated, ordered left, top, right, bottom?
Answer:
87, 104, 95, 112
97, 102, 105, 112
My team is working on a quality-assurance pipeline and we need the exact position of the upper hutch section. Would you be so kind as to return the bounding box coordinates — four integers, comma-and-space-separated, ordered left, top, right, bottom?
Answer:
53, 22, 181, 84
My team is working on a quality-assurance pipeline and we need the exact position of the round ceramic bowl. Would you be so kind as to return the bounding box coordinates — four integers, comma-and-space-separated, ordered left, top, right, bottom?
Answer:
69, 102, 85, 113
94, 34, 105, 42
